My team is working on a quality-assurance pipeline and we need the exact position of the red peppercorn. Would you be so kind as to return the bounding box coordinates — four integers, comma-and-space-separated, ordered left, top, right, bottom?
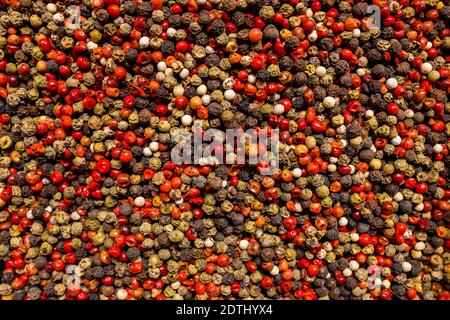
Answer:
119, 150, 133, 163
283, 216, 297, 230
96, 159, 111, 174
248, 28, 263, 43
415, 183, 428, 194
76, 56, 91, 70
386, 102, 400, 114
307, 264, 319, 277
38, 38, 52, 52
176, 41, 189, 53
174, 96, 188, 109
359, 234, 372, 247
251, 56, 264, 70
432, 120, 445, 132
217, 254, 231, 267
260, 276, 274, 289
395, 223, 407, 235
107, 4, 120, 17
302, 18, 316, 34
404, 178, 417, 189
130, 261, 143, 274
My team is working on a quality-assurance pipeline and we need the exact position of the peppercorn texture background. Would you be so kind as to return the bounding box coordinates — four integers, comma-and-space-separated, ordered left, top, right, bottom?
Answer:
0, 0, 449, 300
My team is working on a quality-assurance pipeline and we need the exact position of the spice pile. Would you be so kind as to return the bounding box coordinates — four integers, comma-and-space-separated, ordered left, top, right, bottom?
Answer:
0, 0, 449, 300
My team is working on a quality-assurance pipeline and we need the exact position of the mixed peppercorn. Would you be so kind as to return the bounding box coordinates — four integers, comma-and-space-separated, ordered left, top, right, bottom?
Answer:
0, 0, 449, 300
